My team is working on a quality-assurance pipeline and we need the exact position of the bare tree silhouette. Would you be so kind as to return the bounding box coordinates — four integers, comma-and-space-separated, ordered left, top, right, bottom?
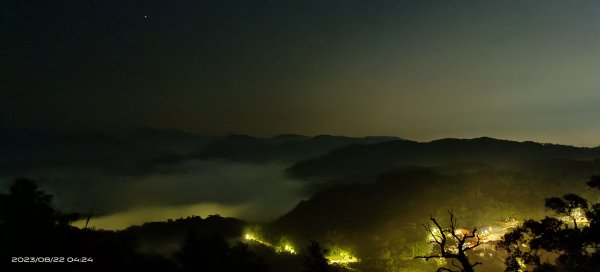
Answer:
415, 211, 482, 272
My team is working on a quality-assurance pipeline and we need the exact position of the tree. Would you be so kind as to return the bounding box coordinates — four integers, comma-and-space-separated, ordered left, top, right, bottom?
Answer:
303, 240, 337, 272
496, 218, 563, 272
497, 177, 600, 272
0, 178, 61, 257
544, 194, 588, 230
175, 230, 268, 272
225, 242, 269, 272
415, 211, 482, 272
586, 176, 600, 190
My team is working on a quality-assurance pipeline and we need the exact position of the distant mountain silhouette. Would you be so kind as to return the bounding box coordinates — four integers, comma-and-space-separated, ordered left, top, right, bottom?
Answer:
0, 127, 398, 178
0, 128, 162, 175
287, 137, 600, 180
158, 134, 401, 164
119, 127, 217, 155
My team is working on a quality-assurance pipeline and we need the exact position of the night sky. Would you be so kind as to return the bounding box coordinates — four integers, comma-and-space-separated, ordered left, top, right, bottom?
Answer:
3, 0, 600, 145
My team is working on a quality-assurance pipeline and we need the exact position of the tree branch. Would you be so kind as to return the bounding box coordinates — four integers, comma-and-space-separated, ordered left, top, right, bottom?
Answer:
437, 267, 459, 272
415, 211, 482, 272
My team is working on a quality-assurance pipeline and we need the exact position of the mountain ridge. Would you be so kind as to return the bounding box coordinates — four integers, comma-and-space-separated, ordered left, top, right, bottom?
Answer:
286, 137, 600, 180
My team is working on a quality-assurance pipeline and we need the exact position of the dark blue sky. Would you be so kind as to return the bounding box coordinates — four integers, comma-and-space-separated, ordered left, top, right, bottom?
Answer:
3, 0, 600, 145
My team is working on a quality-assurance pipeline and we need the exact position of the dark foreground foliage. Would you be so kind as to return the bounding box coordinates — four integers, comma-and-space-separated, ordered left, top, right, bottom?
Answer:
0, 178, 268, 272
497, 175, 600, 272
